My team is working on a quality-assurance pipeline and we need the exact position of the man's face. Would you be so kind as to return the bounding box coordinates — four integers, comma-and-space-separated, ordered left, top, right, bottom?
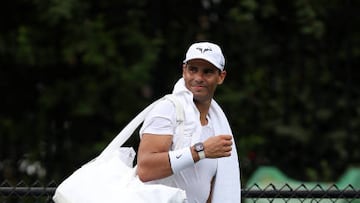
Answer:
182, 59, 226, 103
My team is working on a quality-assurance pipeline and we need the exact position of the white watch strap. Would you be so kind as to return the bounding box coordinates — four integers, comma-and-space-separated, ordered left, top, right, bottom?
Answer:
198, 151, 205, 160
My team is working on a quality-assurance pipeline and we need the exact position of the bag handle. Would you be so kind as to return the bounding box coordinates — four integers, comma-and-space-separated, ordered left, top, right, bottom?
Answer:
98, 94, 184, 159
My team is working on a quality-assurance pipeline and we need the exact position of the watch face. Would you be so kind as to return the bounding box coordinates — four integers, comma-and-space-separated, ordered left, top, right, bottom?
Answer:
195, 143, 204, 152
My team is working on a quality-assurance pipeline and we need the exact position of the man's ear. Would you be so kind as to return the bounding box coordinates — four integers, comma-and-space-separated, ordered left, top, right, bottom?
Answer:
218, 70, 226, 85
182, 63, 187, 77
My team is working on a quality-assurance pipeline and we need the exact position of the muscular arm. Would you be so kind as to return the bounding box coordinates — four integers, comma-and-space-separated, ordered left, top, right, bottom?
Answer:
136, 133, 233, 182
137, 133, 204, 182
136, 133, 173, 182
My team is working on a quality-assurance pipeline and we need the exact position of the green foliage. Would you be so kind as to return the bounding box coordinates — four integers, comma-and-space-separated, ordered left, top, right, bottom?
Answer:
0, 0, 359, 186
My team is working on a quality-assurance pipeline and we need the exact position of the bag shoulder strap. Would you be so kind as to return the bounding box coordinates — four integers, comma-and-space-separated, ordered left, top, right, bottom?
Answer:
98, 94, 184, 159
164, 94, 184, 124
163, 94, 185, 145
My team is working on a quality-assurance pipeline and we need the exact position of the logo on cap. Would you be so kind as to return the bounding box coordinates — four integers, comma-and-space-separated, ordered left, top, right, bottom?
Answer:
196, 47, 213, 54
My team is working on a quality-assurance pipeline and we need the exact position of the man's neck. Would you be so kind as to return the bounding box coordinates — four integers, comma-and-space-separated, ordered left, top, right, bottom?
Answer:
194, 100, 211, 126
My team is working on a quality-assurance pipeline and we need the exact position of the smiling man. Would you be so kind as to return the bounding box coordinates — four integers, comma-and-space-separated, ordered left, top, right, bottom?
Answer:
137, 42, 241, 203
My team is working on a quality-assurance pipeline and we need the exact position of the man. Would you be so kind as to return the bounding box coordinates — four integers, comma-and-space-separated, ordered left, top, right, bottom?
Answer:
137, 42, 241, 203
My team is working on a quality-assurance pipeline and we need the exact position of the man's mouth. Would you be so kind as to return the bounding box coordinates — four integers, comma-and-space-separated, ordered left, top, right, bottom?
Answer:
192, 85, 205, 91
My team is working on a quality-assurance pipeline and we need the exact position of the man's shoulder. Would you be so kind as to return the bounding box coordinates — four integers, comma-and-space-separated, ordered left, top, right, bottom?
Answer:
149, 97, 177, 115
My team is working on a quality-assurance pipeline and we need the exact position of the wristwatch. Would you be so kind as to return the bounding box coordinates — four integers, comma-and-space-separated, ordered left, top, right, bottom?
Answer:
194, 142, 205, 160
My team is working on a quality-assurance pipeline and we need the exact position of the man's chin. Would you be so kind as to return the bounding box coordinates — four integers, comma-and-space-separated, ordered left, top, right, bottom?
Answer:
193, 94, 211, 103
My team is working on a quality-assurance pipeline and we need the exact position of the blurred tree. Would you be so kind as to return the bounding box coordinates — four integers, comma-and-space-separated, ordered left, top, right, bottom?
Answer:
0, 0, 359, 185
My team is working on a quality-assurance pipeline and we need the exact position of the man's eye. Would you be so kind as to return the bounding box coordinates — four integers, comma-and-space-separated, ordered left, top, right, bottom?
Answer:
204, 69, 215, 74
189, 67, 197, 72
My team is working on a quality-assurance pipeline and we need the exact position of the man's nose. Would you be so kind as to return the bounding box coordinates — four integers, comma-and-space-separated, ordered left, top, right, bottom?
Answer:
194, 71, 205, 81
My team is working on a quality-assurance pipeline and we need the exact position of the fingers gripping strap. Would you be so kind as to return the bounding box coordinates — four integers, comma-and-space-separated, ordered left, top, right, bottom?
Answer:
169, 147, 194, 174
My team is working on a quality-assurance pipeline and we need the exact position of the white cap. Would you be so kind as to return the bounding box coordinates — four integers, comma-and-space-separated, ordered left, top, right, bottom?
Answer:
183, 42, 225, 71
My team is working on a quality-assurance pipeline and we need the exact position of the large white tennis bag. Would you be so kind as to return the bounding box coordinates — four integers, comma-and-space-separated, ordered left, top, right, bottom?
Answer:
53, 95, 187, 203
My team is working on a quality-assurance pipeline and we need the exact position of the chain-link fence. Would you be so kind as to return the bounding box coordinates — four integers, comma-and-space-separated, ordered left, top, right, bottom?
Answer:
0, 181, 359, 203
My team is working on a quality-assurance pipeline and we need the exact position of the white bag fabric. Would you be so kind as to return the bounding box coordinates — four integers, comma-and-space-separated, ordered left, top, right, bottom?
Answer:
53, 95, 187, 203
